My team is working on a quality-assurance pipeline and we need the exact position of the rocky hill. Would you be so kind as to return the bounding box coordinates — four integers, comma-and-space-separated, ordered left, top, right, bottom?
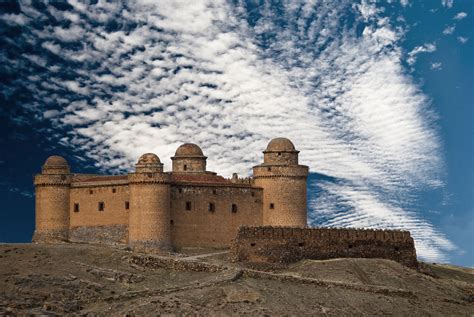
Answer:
0, 243, 472, 315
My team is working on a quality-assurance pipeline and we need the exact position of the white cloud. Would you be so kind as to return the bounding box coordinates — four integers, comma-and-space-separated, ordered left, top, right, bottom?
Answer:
441, 0, 454, 8
10, 1, 454, 262
442, 25, 455, 35
407, 43, 437, 65
400, 0, 410, 7
457, 36, 468, 43
430, 62, 442, 70
454, 12, 467, 20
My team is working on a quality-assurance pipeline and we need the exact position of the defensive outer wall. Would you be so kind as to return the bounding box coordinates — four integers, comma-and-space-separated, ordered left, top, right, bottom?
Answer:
229, 226, 418, 268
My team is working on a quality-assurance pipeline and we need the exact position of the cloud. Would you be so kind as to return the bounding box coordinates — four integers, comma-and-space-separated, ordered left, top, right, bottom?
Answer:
442, 25, 455, 35
1, 1, 453, 262
457, 36, 468, 43
430, 62, 442, 70
453, 12, 467, 20
441, 0, 454, 8
407, 43, 437, 65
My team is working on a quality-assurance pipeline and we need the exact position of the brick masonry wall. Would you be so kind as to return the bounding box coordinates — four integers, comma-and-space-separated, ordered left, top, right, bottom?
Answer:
69, 224, 128, 245
33, 174, 72, 242
128, 173, 172, 251
69, 185, 130, 227
230, 226, 418, 268
170, 185, 263, 248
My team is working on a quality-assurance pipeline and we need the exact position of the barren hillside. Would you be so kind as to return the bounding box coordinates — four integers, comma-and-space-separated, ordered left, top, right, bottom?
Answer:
0, 243, 472, 315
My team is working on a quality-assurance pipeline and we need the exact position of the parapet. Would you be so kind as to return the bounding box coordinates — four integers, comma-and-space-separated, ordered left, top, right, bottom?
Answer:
230, 226, 418, 268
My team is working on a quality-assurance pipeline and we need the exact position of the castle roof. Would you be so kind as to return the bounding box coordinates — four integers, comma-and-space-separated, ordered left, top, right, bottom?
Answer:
137, 153, 161, 164
44, 155, 68, 167
173, 143, 205, 158
264, 137, 298, 153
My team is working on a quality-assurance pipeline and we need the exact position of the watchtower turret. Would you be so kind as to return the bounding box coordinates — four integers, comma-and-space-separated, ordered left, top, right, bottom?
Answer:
128, 153, 172, 251
253, 138, 309, 227
33, 155, 72, 242
171, 143, 207, 173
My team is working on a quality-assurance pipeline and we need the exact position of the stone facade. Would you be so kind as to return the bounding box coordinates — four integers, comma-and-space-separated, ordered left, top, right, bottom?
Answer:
229, 226, 418, 268
33, 138, 308, 251
33, 138, 419, 268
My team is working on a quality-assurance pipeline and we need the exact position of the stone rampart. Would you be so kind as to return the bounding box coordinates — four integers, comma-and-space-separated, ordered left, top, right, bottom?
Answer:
229, 226, 418, 268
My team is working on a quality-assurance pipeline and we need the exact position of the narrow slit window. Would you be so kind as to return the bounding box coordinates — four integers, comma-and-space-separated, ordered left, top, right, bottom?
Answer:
231, 204, 237, 213
269, 203, 275, 209
186, 201, 192, 211
112, 188, 116, 193
73, 203, 79, 213
267, 167, 271, 171
208, 202, 215, 212
212, 189, 217, 195
183, 164, 187, 171
89, 189, 93, 194
125, 201, 130, 210
98, 201, 105, 211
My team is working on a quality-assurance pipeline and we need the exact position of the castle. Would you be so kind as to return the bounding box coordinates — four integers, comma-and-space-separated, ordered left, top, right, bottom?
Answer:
33, 137, 418, 268
33, 138, 308, 251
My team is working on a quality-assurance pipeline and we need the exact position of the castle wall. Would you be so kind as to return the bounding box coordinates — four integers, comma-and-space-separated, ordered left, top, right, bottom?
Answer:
33, 181, 71, 242
170, 185, 263, 248
68, 184, 129, 245
230, 226, 418, 268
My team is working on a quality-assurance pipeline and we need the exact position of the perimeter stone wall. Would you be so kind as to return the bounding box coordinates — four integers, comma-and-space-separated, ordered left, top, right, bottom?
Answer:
230, 226, 418, 268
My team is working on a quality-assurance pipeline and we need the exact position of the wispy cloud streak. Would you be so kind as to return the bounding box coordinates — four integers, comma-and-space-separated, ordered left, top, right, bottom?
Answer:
0, 0, 454, 261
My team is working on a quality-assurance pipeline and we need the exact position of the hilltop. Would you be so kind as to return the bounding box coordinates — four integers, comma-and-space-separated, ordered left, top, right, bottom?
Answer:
0, 243, 472, 315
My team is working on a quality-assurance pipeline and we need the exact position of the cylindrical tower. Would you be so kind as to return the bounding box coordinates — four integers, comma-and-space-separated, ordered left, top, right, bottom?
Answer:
33, 155, 72, 243
171, 143, 207, 173
128, 153, 172, 252
253, 138, 309, 227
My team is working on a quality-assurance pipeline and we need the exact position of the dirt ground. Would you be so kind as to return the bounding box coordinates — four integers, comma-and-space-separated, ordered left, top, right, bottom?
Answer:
0, 243, 472, 316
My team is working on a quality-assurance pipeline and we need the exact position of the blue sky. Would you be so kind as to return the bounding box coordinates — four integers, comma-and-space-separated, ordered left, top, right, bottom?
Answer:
0, 0, 472, 266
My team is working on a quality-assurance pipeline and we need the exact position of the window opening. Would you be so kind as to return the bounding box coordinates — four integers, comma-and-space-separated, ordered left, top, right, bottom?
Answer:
231, 204, 238, 213
73, 203, 79, 213
89, 189, 93, 194
208, 202, 215, 212
183, 164, 187, 171
125, 201, 130, 210
98, 201, 105, 211
112, 188, 116, 193
186, 201, 192, 211
269, 203, 275, 209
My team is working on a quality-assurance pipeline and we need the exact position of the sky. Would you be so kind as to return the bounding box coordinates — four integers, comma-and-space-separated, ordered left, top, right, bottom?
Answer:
0, 0, 472, 266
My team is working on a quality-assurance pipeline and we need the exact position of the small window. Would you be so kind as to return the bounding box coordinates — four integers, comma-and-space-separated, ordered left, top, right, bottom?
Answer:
73, 203, 79, 213
112, 188, 116, 193
183, 164, 187, 171
269, 203, 275, 209
267, 167, 271, 171
170, 220, 174, 225
98, 201, 105, 211
147, 173, 153, 178
185, 201, 192, 211
250, 243, 256, 247
212, 189, 217, 195
277, 152, 281, 156
89, 189, 93, 195
251, 192, 255, 197
348, 244, 353, 249
125, 201, 130, 210
208, 202, 215, 212
298, 242, 305, 247
394, 246, 400, 252
231, 204, 237, 213
178, 188, 182, 193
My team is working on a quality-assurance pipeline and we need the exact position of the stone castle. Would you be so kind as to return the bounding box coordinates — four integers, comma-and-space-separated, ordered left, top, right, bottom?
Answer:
33, 137, 418, 268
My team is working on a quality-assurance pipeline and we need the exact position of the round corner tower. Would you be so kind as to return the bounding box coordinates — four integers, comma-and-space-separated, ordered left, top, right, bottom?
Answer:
128, 153, 172, 252
33, 155, 72, 243
171, 143, 207, 173
253, 138, 309, 227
